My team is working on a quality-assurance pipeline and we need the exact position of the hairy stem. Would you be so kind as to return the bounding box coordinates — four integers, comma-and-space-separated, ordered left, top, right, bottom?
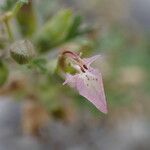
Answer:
4, 20, 13, 41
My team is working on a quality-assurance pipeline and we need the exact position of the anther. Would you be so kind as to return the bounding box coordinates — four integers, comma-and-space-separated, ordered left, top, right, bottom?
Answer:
83, 64, 88, 70
81, 67, 85, 73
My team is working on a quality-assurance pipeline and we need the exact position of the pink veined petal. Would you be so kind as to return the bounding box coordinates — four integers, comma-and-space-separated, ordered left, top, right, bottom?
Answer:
83, 55, 101, 67
75, 70, 107, 113
63, 74, 73, 85
63, 73, 78, 88
90, 68, 107, 108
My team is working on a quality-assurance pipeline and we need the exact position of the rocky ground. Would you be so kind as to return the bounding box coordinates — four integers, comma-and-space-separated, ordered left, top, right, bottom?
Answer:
0, 96, 150, 150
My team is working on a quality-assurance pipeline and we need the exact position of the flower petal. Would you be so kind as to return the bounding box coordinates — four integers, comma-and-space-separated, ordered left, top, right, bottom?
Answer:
63, 73, 77, 88
75, 71, 107, 113
63, 70, 107, 113
83, 55, 101, 67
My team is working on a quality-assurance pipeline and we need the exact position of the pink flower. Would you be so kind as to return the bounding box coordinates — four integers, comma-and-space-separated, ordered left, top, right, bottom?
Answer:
62, 51, 107, 113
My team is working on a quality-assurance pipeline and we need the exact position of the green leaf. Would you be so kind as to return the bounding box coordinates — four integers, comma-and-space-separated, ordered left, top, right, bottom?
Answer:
0, 0, 17, 11
65, 15, 82, 40
19, 0, 28, 4
35, 9, 74, 52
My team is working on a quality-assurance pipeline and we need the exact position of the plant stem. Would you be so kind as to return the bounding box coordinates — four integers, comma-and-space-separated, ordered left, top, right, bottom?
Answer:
4, 20, 13, 41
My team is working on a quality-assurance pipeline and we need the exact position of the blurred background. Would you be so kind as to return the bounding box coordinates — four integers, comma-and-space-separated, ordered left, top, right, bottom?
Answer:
0, 0, 150, 150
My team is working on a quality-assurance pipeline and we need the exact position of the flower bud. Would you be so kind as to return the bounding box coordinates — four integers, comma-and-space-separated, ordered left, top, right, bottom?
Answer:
10, 40, 35, 64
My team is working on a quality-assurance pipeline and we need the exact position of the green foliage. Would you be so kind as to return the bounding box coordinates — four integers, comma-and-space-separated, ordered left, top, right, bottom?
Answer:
35, 9, 88, 53
0, 0, 17, 11
0, 61, 8, 86
0, 0, 28, 12
19, 0, 28, 4
28, 58, 47, 73
35, 9, 74, 52
65, 15, 82, 40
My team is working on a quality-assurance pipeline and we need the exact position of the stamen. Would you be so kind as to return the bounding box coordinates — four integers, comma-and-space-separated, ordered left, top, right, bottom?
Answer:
62, 50, 88, 73
80, 67, 85, 73
83, 64, 88, 70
